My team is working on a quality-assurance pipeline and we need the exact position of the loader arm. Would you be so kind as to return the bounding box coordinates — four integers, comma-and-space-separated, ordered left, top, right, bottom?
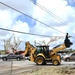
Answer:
22, 41, 36, 61
50, 44, 66, 56
50, 40, 73, 56
22, 41, 31, 56
22, 46, 29, 56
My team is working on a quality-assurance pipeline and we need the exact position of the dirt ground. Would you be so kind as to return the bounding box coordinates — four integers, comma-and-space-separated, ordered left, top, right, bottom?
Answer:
14, 66, 75, 75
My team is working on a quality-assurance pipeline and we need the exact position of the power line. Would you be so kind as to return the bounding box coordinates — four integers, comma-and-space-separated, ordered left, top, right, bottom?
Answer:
1, 27, 75, 39
0, 28, 61, 37
0, 27, 64, 37
0, 27, 51, 37
1, 1, 75, 39
0, 2, 65, 34
30, 0, 74, 30
31, 1, 75, 39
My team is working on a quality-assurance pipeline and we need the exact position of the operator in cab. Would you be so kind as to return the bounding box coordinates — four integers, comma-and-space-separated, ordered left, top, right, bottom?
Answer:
64, 33, 73, 48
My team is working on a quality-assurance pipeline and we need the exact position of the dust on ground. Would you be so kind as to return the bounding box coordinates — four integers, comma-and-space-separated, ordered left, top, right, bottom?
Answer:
14, 66, 75, 75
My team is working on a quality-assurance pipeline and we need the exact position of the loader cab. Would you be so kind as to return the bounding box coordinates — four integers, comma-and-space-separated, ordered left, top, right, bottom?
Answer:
36, 45, 50, 58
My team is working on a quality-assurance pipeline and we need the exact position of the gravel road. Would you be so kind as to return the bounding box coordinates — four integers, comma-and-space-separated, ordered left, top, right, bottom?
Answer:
0, 60, 75, 75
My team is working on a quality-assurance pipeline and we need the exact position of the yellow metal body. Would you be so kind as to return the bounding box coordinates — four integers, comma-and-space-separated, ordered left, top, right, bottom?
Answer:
22, 41, 36, 62
23, 41, 71, 65
50, 44, 66, 56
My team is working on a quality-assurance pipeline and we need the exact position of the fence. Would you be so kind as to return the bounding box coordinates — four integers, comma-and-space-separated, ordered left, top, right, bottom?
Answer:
0, 60, 13, 75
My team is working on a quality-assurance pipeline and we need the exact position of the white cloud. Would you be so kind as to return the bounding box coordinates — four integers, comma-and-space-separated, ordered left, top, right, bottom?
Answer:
33, 0, 75, 27
12, 21, 29, 34
0, 10, 30, 50
0, 0, 35, 16
0, 10, 12, 28
31, 0, 75, 49
0, 0, 75, 50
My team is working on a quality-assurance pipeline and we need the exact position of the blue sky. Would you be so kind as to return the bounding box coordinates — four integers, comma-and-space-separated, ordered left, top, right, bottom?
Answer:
16, 15, 36, 27
16, 0, 37, 28
0, 0, 75, 50
32, 0, 37, 4
67, 0, 75, 7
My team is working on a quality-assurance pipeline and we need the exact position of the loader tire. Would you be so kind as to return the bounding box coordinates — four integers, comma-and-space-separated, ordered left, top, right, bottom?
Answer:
35, 56, 45, 65
52, 59, 60, 66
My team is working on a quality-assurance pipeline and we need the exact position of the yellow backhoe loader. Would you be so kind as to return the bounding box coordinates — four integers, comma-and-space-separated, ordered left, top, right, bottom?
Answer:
22, 36, 73, 66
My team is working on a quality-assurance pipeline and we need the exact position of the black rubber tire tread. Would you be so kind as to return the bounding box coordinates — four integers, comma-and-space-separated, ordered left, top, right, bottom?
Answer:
17, 57, 21, 61
2, 57, 7, 61
65, 58, 70, 62
52, 59, 59, 66
35, 56, 45, 65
